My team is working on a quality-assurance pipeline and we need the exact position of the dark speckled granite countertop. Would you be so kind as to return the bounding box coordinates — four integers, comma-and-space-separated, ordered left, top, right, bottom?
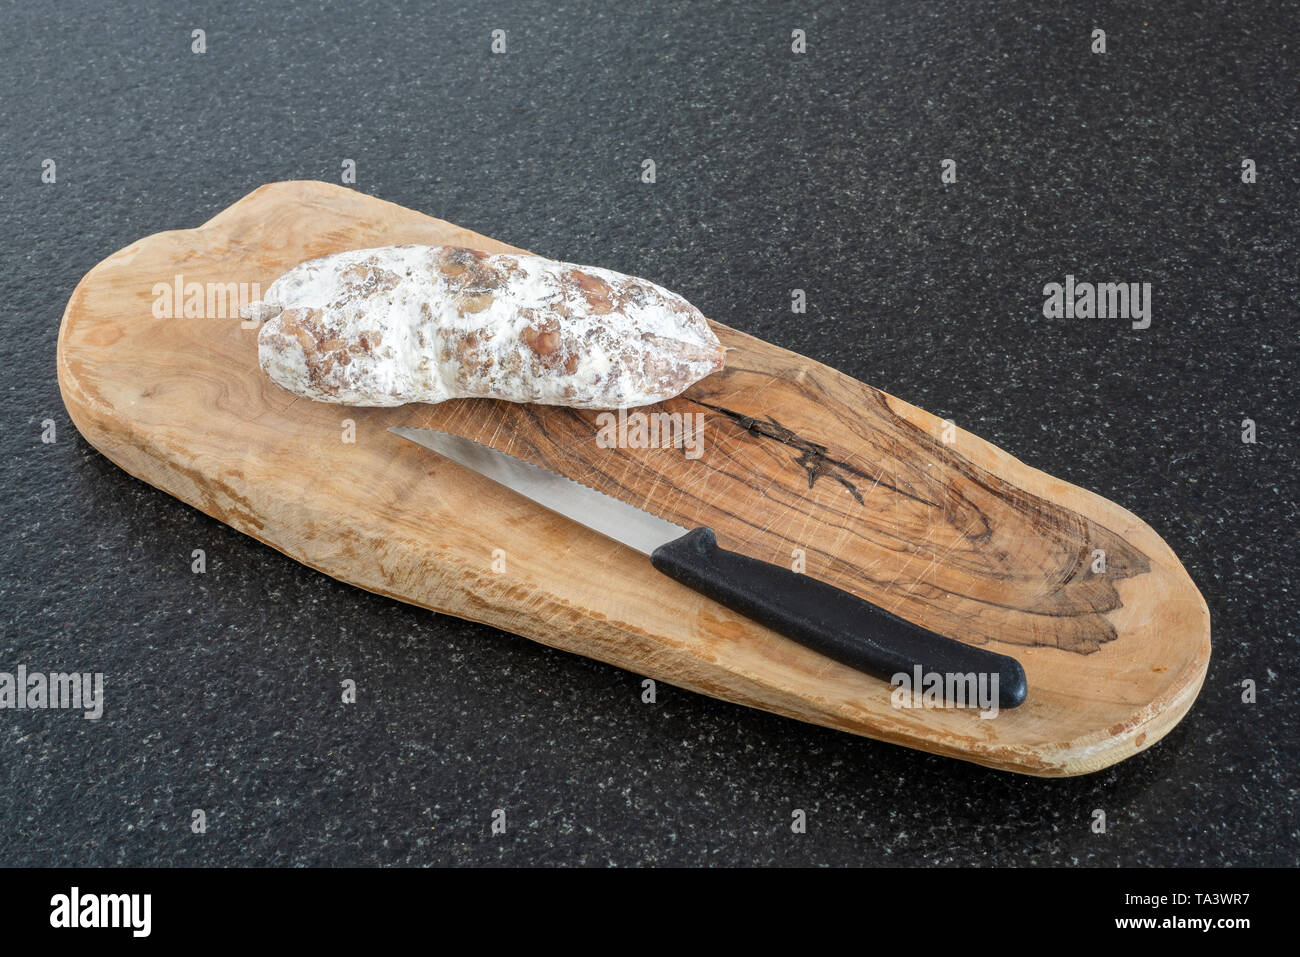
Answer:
1, 0, 1296, 866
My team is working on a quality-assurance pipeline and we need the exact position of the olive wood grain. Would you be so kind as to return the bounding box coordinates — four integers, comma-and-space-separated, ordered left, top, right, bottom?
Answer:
56, 181, 1210, 775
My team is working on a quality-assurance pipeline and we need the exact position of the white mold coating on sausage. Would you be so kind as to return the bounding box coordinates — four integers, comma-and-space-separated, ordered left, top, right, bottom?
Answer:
246, 245, 725, 409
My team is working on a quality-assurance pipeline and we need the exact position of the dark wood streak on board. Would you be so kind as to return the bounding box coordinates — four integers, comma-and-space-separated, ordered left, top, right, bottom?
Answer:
682, 384, 1154, 654
694, 400, 943, 508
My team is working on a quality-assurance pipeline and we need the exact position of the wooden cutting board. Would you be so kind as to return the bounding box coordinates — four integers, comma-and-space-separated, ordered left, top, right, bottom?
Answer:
56, 180, 1210, 776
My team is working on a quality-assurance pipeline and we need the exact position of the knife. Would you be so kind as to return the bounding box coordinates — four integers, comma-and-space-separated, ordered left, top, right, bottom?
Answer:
390, 427, 1027, 708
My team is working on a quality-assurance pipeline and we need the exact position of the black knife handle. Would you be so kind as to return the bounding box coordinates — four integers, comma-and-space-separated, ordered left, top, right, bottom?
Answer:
650, 528, 1027, 708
